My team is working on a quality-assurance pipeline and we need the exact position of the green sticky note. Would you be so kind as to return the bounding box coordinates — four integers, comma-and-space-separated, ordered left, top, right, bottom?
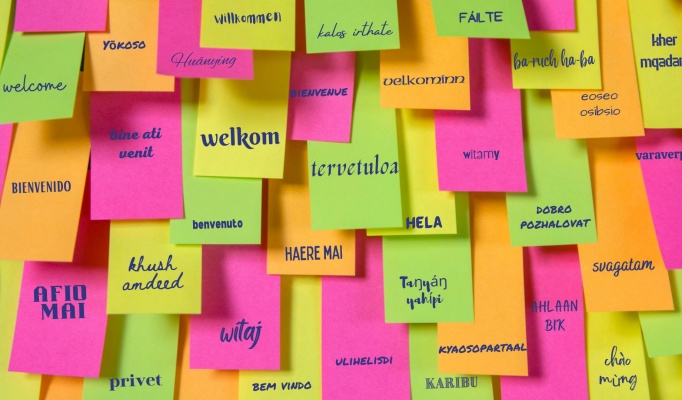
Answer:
639, 270, 682, 358
308, 51, 402, 230
431, 0, 529, 39
170, 79, 262, 244
383, 193, 473, 323
0, 31, 83, 124
0, 0, 12, 68
82, 314, 179, 400
409, 324, 494, 399
304, 0, 400, 53
506, 90, 597, 247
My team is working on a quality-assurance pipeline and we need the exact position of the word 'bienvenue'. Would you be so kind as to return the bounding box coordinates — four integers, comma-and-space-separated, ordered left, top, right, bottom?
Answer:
513, 49, 595, 70
122, 255, 184, 291
110, 374, 162, 392
599, 346, 637, 391
34, 285, 86, 320
220, 318, 262, 349
317, 21, 394, 40
519, 205, 592, 230
640, 34, 681, 71
400, 275, 447, 310
531, 299, 580, 332
110, 127, 162, 159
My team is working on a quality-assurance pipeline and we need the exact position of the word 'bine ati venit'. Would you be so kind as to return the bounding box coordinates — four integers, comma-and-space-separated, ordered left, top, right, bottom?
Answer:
201, 128, 280, 150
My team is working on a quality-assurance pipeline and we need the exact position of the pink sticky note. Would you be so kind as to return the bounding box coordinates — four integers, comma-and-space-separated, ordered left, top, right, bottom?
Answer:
14, 0, 108, 32
157, 0, 253, 79
9, 185, 110, 377
435, 39, 526, 192
522, 0, 576, 31
501, 246, 588, 400
322, 233, 410, 399
288, 51, 355, 142
190, 245, 280, 370
90, 79, 183, 220
0, 125, 13, 203
636, 130, 682, 270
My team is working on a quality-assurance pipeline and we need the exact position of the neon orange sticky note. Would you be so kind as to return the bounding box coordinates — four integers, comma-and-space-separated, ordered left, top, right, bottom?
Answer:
438, 193, 527, 376
551, 0, 644, 138
578, 138, 673, 311
40, 375, 83, 400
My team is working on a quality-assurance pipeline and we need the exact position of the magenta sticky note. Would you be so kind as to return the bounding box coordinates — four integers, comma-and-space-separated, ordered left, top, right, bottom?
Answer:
0, 125, 13, 203
636, 130, 682, 270
14, 0, 108, 32
522, 0, 576, 31
501, 246, 588, 400
90, 79, 183, 220
190, 245, 280, 370
435, 39, 527, 192
288, 51, 355, 142
322, 233, 410, 399
157, 0, 253, 79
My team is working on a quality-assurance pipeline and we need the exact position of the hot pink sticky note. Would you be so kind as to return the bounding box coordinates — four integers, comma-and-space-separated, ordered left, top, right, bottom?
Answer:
14, 0, 108, 32
190, 245, 280, 370
636, 130, 682, 270
157, 0, 253, 79
501, 246, 588, 400
0, 125, 13, 203
288, 51, 355, 142
9, 185, 109, 377
322, 233, 410, 399
435, 39, 526, 192
90, 79, 183, 220
522, 0, 576, 31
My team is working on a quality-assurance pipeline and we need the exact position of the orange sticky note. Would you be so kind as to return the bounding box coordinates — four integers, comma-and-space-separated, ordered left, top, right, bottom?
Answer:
84, 0, 174, 92
551, 0, 644, 138
0, 77, 90, 262
40, 375, 84, 400
438, 193, 527, 376
267, 140, 355, 276
379, 0, 470, 110
578, 138, 673, 311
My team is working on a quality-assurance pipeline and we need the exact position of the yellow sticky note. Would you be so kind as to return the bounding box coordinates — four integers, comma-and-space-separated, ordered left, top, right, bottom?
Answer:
201, 0, 295, 51
195, 51, 290, 179
107, 220, 202, 314
368, 109, 456, 236
646, 355, 682, 400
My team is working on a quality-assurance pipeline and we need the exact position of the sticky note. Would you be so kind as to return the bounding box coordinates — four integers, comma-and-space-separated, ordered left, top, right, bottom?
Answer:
431, 0, 529, 39
42, 376, 84, 400
191, 245, 280, 370
0, 0, 12, 68
0, 262, 41, 400
500, 246, 588, 400
639, 270, 682, 357
506, 90, 597, 247
322, 233, 411, 399
647, 355, 682, 400
201, 0, 295, 51
14, 0, 107, 32
84, 0, 174, 92
304, 0, 399, 53
0, 78, 89, 262
510, 0, 601, 89
382, 194, 473, 323
82, 314, 179, 400
586, 312, 650, 399
157, 0, 253, 79
522, 0, 575, 31
90, 80, 183, 220
0, 32, 83, 124
107, 220, 202, 314
170, 79, 262, 245
0, 124, 13, 203
409, 324, 494, 400
195, 51, 290, 179
239, 276, 321, 399
438, 193, 527, 376
435, 39, 526, 193
552, 0, 644, 139
379, 0, 469, 110
369, 109, 456, 236
578, 138, 674, 311
628, 0, 682, 128
308, 52, 402, 230
267, 140, 355, 275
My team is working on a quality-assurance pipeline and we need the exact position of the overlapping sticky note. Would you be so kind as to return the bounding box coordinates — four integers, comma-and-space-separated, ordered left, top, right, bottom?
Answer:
14, 0, 107, 32
0, 124, 13, 203
522, 0, 575, 31
431, 0, 529, 39
647, 355, 682, 400
639, 270, 682, 357
0, 0, 13, 67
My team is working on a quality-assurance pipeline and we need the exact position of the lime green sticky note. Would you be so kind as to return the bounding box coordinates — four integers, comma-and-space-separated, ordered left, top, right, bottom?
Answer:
409, 324, 493, 400
510, 0, 601, 89
82, 314, 179, 400
0, 31, 84, 124
431, 0, 529, 39
506, 90, 597, 247
0, 0, 12, 69
383, 193, 473, 323
368, 109, 456, 236
304, 0, 400, 53
170, 79, 262, 245
200, 0, 295, 51
639, 270, 682, 357
107, 220, 202, 314
308, 52, 402, 230
647, 355, 682, 400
